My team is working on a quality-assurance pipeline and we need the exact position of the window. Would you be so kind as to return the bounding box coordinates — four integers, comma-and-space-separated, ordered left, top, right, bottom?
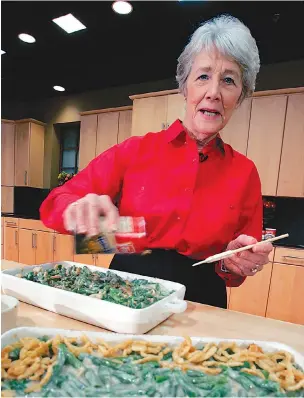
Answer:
57, 122, 80, 175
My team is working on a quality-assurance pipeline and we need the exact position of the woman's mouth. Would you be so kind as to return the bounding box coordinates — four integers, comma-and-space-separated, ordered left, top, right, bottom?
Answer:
199, 109, 222, 120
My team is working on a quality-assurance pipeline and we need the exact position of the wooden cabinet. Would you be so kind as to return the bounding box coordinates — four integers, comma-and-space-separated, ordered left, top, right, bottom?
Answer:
229, 262, 273, 317
14, 119, 45, 188
1, 186, 14, 213
1, 120, 15, 186
79, 107, 132, 170
78, 114, 98, 171
221, 98, 251, 155
73, 254, 95, 265
18, 229, 36, 265
266, 263, 304, 324
166, 94, 185, 126
118, 110, 132, 144
35, 231, 54, 264
247, 96, 287, 195
53, 234, 74, 262
96, 112, 119, 156
3, 225, 19, 262
95, 254, 114, 269
277, 93, 304, 197
18, 229, 54, 265
130, 92, 184, 137
274, 247, 304, 267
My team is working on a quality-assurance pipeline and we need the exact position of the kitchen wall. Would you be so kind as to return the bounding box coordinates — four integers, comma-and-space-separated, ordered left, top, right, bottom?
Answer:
2, 58, 304, 189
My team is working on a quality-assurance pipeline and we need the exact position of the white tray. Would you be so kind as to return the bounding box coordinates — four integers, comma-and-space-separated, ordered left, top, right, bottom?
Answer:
1, 261, 187, 334
2, 327, 304, 370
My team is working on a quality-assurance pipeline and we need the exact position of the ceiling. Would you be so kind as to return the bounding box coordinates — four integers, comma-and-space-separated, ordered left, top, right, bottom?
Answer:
2, 1, 304, 102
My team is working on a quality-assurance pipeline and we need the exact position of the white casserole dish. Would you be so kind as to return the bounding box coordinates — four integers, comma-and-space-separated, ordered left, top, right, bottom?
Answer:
1, 261, 187, 334
2, 326, 304, 369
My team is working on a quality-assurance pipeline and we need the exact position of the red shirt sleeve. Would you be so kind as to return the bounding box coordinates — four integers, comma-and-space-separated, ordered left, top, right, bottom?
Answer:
40, 136, 141, 233
216, 164, 263, 287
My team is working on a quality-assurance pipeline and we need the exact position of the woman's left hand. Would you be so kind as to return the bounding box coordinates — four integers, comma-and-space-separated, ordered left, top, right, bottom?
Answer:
223, 234, 273, 277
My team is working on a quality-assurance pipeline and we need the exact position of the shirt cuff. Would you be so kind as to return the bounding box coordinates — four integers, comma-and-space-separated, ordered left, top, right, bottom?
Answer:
215, 261, 246, 288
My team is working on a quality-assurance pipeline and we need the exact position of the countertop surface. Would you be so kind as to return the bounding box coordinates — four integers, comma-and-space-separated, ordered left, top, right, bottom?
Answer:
2, 260, 304, 354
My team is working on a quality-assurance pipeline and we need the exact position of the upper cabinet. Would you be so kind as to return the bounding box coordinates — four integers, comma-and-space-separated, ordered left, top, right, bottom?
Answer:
130, 91, 185, 136
78, 106, 132, 171
1, 120, 15, 186
246, 96, 287, 195
277, 93, 304, 197
221, 98, 252, 156
14, 119, 45, 188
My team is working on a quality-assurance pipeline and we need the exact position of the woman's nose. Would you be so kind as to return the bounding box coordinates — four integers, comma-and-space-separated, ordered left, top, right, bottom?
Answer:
205, 80, 221, 101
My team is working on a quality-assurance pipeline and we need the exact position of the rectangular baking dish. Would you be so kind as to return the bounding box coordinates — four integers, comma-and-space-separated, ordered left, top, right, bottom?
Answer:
1, 261, 187, 334
2, 327, 304, 368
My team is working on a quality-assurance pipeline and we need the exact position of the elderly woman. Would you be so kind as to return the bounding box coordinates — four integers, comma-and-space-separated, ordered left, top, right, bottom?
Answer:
40, 15, 272, 309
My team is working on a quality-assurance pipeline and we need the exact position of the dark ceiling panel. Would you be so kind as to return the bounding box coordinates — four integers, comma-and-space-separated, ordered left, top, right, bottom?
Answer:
1, 1, 304, 101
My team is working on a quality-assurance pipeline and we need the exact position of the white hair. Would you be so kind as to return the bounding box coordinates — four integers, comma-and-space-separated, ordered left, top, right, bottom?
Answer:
176, 14, 260, 102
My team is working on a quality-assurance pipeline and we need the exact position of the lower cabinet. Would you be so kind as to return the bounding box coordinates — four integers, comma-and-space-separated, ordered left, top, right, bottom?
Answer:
266, 263, 304, 325
3, 225, 19, 262
19, 229, 54, 265
228, 262, 273, 317
53, 234, 74, 262
73, 254, 96, 265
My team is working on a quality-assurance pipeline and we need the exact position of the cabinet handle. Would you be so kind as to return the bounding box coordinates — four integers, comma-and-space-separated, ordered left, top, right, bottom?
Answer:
24, 171, 28, 186
35, 233, 37, 249
32, 233, 35, 248
53, 235, 56, 252
15, 230, 18, 246
161, 123, 166, 130
283, 255, 304, 260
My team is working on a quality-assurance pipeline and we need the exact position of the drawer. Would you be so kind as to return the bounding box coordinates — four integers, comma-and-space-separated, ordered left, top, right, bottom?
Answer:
274, 247, 304, 267
19, 218, 54, 233
4, 217, 19, 228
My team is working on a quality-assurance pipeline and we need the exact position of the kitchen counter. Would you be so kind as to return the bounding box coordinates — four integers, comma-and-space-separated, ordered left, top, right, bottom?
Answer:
2, 260, 304, 354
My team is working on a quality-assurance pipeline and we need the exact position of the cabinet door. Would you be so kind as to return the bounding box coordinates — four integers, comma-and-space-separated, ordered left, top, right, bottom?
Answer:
118, 110, 132, 144
229, 262, 273, 317
277, 94, 304, 197
266, 263, 304, 324
29, 123, 44, 188
79, 115, 98, 170
95, 254, 114, 269
247, 96, 287, 195
1, 121, 15, 186
73, 254, 95, 265
3, 226, 19, 262
96, 112, 119, 156
166, 93, 185, 126
18, 229, 35, 265
53, 233, 74, 262
131, 96, 168, 136
1, 186, 14, 213
221, 98, 251, 155
15, 122, 30, 186
35, 231, 54, 264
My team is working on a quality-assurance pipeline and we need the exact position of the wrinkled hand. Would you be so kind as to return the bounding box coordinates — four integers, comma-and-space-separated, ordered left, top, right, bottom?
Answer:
224, 234, 273, 277
63, 194, 119, 236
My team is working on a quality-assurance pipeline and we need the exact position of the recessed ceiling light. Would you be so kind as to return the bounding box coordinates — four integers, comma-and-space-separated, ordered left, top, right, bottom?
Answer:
52, 13, 86, 34
18, 33, 36, 43
53, 85, 65, 92
112, 1, 133, 15
1, 50, 6, 55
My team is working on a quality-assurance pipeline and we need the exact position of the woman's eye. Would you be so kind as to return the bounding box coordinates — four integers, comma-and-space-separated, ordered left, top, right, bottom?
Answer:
223, 77, 235, 85
199, 74, 209, 81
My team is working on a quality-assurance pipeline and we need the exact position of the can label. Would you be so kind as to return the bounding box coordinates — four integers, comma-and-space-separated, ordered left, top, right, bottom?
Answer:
75, 216, 146, 254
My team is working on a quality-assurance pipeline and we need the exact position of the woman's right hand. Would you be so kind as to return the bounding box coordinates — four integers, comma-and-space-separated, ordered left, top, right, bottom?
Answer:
63, 194, 119, 236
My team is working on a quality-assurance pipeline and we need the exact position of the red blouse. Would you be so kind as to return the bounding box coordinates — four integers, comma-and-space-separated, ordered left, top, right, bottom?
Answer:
40, 120, 263, 287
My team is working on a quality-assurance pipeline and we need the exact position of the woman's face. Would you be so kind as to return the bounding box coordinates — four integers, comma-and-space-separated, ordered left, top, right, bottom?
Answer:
183, 48, 243, 141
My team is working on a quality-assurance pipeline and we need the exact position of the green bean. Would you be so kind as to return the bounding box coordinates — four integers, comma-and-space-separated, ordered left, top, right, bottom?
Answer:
84, 369, 103, 387
209, 384, 231, 397
243, 373, 281, 393
8, 347, 21, 361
